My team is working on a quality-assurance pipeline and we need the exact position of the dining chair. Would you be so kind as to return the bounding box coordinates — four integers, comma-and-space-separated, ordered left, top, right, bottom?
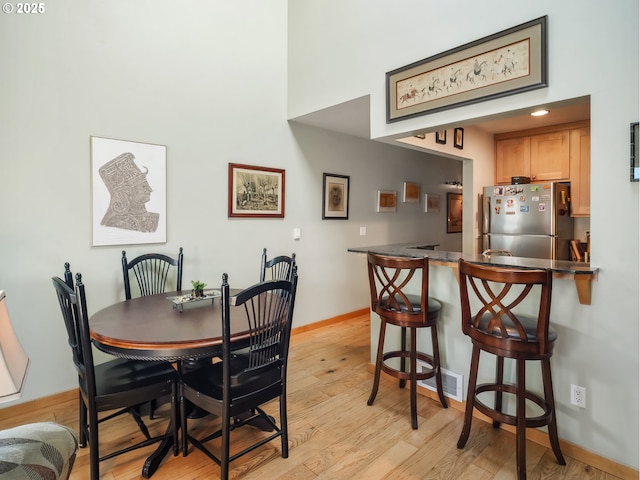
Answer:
52, 268, 178, 480
121, 247, 184, 418
180, 268, 298, 480
121, 247, 184, 300
259, 247, 296, 282
457, 259, 565, 480
366, 253, 447, 429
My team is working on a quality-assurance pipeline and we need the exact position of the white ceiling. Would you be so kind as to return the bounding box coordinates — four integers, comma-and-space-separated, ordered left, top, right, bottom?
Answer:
289, 95, 590, 139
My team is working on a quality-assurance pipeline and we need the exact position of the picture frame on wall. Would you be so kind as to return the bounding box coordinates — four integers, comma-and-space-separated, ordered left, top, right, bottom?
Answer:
91, 136, 167, 247
447, 192, 463, 233
424, 193, 440, 212
402, 182, 421, 203
322, 173, 350, 219
386, 16, 548, 122
228, 163, 285, 218
377, 191, 397, 212
435, 130, 446, 145
454, 127, 464, 149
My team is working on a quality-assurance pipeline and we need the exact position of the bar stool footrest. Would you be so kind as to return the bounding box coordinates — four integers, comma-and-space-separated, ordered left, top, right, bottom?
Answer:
473, 383, 553, 428
380, 350, 436, 381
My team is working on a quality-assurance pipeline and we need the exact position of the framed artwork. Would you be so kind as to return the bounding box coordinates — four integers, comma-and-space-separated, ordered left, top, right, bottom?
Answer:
228, 163, 285, 218
322, 173, 350, 219
454, 127, 464, 149
403, 182, 421, 203
91, 136, 166, 247
447, 192, 463, 233
424, 194, 440, 213
435, 130, 446, 145
631, 122, 639, 182
386, 16, 548, 122
377, 191, 397, 212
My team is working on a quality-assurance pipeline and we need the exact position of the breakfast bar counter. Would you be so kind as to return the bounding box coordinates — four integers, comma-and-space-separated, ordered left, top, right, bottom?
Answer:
348, 242, 598, 305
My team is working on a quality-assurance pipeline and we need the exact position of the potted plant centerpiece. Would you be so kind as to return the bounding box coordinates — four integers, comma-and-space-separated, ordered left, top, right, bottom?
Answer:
191, 280, 207, 298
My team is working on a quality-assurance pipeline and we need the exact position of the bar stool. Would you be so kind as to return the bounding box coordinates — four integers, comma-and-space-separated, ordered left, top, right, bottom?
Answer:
456, 259, 565, 479
366, 253, 447, 430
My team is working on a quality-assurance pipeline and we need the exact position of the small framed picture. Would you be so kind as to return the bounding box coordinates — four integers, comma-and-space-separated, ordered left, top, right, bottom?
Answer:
322, 173, 349, 219
402, 182, 420, 203
228, 163, 285, 218
424, 193, 440, 212
377, 191, 397, 212
435, 130, 446, 145
454, 127, 464, 149
447, 192, 463, 233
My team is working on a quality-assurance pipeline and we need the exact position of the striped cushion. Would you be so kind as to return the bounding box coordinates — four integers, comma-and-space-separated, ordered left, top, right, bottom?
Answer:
0, 423, 78, 480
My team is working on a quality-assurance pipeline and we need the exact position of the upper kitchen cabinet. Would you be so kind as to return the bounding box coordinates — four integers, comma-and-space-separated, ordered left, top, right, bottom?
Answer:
494, 121, 590, 217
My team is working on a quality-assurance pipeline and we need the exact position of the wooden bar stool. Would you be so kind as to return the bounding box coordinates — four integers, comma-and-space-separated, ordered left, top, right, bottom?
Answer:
457, 259, 565, 479
366, 253, 447, 430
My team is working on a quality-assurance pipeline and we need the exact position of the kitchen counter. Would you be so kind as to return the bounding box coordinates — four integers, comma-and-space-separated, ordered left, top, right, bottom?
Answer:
348, 242, 598, 304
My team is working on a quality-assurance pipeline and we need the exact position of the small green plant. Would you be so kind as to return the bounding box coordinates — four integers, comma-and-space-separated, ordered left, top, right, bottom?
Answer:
191, 280, 207, 297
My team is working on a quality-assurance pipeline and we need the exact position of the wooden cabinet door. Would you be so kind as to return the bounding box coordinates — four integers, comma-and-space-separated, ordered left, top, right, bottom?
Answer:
495, 137, 530, 184
530, 131, 570, 181
570, 127, 591, 216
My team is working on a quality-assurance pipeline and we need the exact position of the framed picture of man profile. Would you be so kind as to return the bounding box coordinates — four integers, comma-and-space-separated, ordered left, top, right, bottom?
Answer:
90, 136, 167, 246
322, 173, 349, 219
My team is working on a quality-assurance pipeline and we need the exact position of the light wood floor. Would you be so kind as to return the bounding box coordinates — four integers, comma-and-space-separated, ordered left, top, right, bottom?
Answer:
0, 314, 627, 479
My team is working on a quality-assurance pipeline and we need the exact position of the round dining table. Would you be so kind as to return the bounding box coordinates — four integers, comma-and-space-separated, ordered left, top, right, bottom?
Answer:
89, 288, 246, 478
90, 289, 246, 361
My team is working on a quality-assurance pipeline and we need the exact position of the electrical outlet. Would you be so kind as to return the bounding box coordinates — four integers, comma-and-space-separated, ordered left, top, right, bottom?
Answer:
570, 384, 586, 408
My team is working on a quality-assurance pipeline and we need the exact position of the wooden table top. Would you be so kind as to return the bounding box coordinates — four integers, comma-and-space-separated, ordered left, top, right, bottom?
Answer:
89, 289, 247, 361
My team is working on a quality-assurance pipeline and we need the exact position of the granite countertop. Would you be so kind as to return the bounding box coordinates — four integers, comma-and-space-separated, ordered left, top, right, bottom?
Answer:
347, 242, 598, 275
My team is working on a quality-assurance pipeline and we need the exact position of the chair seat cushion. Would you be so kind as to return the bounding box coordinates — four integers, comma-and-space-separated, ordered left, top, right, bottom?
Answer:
476, 313, 558, 342
380, 295, 441, 314
0, 423, 78, 480
95, 358, 177, 397
181, 355, 282, 411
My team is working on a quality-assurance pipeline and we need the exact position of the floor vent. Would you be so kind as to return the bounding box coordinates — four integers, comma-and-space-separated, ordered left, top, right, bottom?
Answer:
416, 362, 463, 402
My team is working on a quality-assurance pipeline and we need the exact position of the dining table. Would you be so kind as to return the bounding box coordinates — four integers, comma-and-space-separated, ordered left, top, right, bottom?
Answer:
89, 288, 246, 478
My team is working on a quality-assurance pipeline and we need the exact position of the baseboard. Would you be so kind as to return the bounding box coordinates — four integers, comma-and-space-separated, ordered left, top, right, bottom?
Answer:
366, 363, 639, 480
291, 307, 369, 335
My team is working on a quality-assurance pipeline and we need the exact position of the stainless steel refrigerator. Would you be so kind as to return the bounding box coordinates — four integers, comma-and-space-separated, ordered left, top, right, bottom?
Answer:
482, 182, 574, 260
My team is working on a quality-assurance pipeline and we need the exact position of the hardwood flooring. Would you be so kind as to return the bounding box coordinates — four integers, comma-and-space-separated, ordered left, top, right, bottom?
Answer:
0, 314, 627, 479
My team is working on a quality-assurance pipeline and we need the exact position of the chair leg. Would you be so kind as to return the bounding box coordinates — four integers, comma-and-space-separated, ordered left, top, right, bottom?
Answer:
516, 359, 527, 480
280, 393, 289, 458
410, 328, 418, 429
399, 326, 407, 389
542, 358, 565, 465
78, 394, 87, 448
171, 381, 179, 457
221, 409, 231, 480
367, 319, 387, 406
493, 356, 505, 429
180, 385, 189, 457
430, 323, 448, 408
88, 407, 100, 480
457, 345, 480, 449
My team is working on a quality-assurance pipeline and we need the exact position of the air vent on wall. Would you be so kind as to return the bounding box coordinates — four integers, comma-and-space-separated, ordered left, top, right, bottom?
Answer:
416, 361, 463, 402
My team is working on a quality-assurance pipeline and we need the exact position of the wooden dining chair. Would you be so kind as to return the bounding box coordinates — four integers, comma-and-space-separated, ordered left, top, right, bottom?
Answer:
180, 268, 298, 480
121, 247, 184, 300
366, 253, 447, 430
457, 259, 565, 479
52, 268, 178, 480
260, 247, 296, 282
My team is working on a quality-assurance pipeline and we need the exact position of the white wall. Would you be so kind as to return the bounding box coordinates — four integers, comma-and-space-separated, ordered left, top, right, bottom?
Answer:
0, 0, 461, 405
288, 0, 639, 471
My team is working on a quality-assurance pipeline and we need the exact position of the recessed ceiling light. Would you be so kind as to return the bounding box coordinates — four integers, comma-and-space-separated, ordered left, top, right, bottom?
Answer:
531, 109, 549, 117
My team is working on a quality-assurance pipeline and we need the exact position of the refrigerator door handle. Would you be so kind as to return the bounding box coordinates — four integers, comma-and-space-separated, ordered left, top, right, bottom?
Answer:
482, 194, 491, 234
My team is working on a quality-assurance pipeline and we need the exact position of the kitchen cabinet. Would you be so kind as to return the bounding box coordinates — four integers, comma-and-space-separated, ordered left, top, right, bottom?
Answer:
569, 127, 590, 216
494, 121, 590, 216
